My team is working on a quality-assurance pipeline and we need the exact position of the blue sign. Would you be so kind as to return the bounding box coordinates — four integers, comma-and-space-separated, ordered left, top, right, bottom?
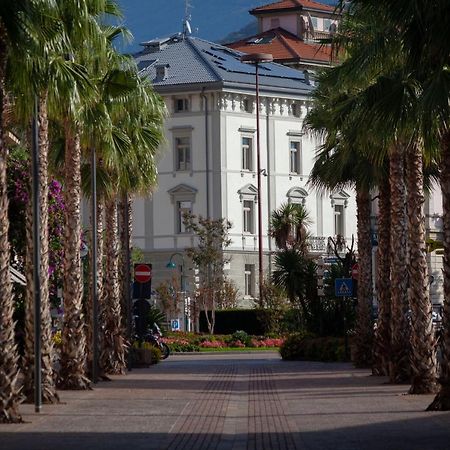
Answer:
335, 278, 353, 297
324, 256, 340, 264
171, 319, 180, 331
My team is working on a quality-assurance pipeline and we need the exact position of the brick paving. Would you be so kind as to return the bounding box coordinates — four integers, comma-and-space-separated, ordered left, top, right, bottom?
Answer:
1, 352, 450, 450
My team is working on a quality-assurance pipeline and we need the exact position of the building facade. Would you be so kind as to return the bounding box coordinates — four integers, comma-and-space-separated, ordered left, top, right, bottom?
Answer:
227, 0, 339, 73
131, 34, 357, 304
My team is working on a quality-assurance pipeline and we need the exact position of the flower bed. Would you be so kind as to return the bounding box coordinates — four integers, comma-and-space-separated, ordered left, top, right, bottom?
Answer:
163, 330, 285, 353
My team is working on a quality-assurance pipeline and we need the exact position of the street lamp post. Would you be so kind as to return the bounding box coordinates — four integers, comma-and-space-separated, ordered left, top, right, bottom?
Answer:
31, 95, 42, 413
166, 252, 187, 331
240, 52, 273, 304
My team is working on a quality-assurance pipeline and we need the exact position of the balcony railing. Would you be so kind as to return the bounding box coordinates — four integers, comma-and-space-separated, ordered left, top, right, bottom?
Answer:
307, 235, 355, 254
307, 236, 328, 253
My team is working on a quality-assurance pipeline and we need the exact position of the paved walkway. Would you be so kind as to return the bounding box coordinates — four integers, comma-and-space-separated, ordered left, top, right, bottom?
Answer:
1, 352, 450, 450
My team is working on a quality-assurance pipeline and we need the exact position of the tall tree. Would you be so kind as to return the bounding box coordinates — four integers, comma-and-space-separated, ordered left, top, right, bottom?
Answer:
0, 0, 55, 423
56, 0, 121, 390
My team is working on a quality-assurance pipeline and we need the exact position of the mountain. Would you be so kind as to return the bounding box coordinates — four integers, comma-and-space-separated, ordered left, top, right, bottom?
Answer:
116, 0, 337, 52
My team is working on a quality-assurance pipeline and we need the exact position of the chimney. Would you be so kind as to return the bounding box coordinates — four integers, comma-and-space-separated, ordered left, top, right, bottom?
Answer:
155, 64, 169, 81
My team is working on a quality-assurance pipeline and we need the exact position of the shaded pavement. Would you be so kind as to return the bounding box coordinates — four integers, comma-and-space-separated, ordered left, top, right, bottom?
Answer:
1, 352, 450, 449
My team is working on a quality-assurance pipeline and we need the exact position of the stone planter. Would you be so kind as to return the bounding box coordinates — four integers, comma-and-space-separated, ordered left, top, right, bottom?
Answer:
131, 348, 153, 368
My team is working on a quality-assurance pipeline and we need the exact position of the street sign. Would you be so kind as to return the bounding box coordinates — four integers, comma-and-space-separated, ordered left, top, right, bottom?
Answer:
351, 263, 359, 279
335, 278, 353, 297
171, 319, 180, 331
134, 264, 152, 283
324, 256, 339, 264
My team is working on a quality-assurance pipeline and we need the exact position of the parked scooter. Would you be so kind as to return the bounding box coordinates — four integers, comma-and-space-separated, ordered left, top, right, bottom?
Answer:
142, 323, 170, 360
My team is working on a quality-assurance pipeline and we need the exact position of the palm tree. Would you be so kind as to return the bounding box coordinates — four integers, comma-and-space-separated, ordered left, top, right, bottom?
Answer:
0, 0, 56, 423
270, 202, 311, 253
6, 4, 85, 402
56, 0, 122, 389
304, 76, 379, 368
372, 176, 391, 376
78, 49, 165, 374
272, 248, 317, 331
329, 1, 439, 390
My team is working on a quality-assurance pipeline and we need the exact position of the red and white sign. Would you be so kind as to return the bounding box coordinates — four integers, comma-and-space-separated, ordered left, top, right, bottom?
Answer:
134, 264, 152, 283
351, 263, 359, 280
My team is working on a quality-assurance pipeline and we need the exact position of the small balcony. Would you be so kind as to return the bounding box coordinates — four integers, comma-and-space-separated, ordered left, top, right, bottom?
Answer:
307, 236, 327, 253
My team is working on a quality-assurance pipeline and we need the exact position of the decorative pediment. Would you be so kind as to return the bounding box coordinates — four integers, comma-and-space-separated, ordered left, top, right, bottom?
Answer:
331, 189, 350, 200
287, 187, 308, 205
330, 189, 350, 207
238, 184, 258, 202
168, 184, 197, 203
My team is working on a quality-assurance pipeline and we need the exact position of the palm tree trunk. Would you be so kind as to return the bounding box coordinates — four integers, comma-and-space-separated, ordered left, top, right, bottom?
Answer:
118, 194, 132, 368
22, 97, 59, 402
100, 198, 126, 375
23, 176, 34, 397
59, 124, 89, 390
0, 28, 22, 421
389, 142, 410, 383
372, 176, 391, 376
428, 130, 450, 410
118, 195, 132, 333
406, 142, 437, 394
352, 188, 373, 367
86, 197, 105, 376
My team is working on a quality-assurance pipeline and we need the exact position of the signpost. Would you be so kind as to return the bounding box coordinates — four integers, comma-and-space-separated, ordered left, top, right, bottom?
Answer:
133, 264, 152, 339
335, 278, 353, 297
134, 264, 152, 283
335, 278, 353, 359
171, 319, 180, 331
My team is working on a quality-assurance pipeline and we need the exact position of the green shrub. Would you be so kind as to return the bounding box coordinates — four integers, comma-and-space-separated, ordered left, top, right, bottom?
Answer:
279, 334, 348, 362
150, 346, 162, 364
168, 342, 200, 352
231, 330, 251, 347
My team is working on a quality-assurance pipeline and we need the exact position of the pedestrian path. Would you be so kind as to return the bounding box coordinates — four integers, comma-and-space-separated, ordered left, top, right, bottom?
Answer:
1, 352, 450, 450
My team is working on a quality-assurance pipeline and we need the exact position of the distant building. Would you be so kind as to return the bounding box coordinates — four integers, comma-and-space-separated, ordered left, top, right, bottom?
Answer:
226, 0, 339, 74
131, 34, 358, 306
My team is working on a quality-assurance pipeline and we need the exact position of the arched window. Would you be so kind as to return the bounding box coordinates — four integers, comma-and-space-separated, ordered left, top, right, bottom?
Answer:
286, 187, 308, 206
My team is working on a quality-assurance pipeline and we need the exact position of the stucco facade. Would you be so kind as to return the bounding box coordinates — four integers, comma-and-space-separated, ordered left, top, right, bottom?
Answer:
131, 76, 357, 302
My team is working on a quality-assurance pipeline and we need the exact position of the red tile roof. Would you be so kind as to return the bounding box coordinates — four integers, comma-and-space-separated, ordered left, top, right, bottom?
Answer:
251, 0, 335, 15
226, 28, 332, 64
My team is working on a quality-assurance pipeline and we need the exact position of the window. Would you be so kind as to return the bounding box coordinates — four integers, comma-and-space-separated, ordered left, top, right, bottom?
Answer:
242, 137, 253, 171
175, 136, 191, 171
324, 19, 331, 31
334, 204, 345, 237
174, 98, 189, 113
290, 141, 301, 174
330, 189, 349, 238
168, 184, 197, 235
244, 264, 255, 297
291, 103, 300, 117
177, 200, 192, 233
243, 200, 254, 233
311, 16, 318, 30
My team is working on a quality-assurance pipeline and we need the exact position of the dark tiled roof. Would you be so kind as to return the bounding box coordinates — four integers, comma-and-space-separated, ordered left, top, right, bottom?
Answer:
227, 28, 332, 64
134, 35, 313, 94
251, 0, 335, 14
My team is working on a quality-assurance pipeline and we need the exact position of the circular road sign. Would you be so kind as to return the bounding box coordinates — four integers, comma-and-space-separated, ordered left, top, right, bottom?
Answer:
134, 264, 152, 283
351, 263, 359, 280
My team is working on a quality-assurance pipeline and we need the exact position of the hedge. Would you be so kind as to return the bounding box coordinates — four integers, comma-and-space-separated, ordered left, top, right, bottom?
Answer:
199, 309, 274, 335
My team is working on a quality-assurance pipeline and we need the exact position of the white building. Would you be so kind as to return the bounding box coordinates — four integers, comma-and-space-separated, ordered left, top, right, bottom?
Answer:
131, 34, 358, 304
